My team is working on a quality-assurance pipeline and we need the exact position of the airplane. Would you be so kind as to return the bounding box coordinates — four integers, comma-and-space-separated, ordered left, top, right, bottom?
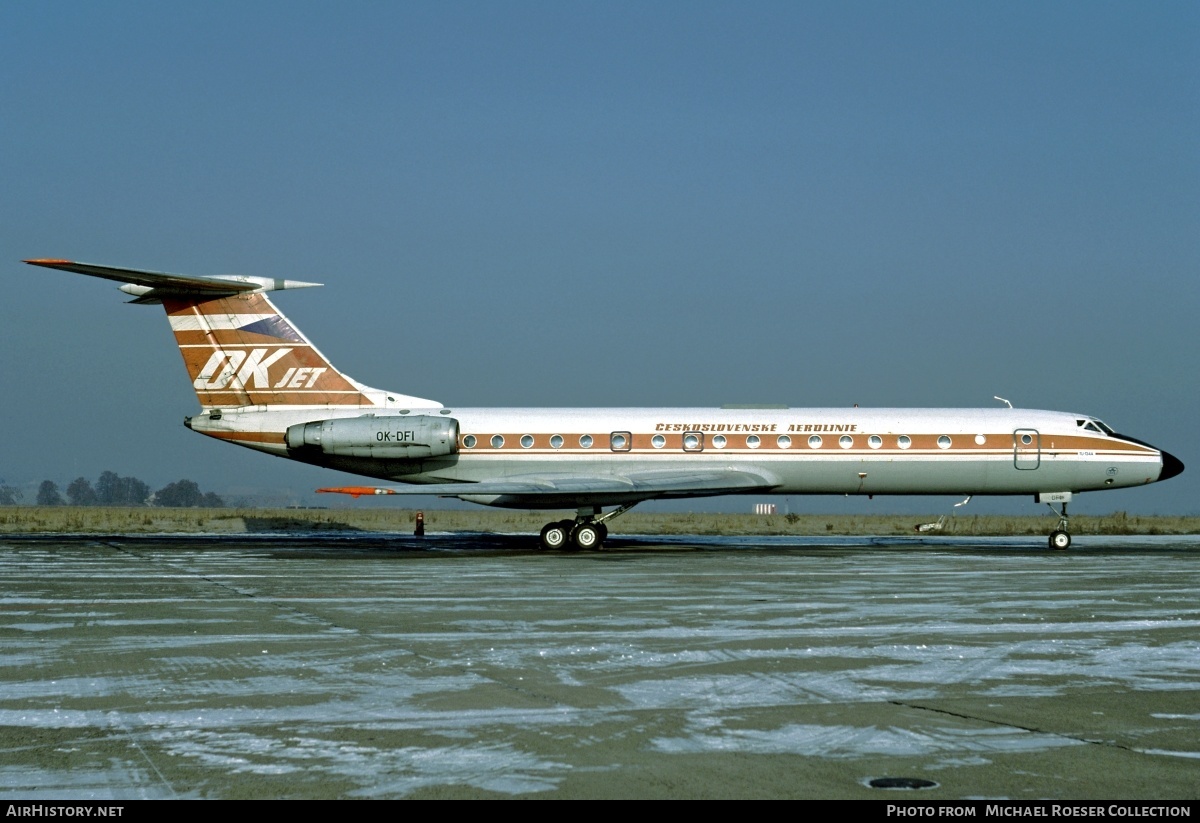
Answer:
26, 258, 1184, 551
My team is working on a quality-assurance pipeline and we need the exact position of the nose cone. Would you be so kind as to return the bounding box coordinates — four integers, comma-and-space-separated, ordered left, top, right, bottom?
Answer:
1160, 451, 1185, 481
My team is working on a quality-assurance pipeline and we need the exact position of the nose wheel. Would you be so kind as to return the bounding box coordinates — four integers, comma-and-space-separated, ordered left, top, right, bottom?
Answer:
1047, 501, 1071, 550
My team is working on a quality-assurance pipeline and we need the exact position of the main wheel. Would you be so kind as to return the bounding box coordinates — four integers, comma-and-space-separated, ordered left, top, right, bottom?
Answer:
540, 521, 570, 550
571, 523, 603, 551
1049, 530, 1071, 550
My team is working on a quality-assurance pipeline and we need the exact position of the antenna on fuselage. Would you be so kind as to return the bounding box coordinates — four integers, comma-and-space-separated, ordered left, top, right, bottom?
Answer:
994, 396, 1013, 408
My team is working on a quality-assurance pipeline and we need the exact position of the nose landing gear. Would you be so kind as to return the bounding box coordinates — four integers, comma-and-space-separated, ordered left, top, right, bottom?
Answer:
1047, 501, 1071, 550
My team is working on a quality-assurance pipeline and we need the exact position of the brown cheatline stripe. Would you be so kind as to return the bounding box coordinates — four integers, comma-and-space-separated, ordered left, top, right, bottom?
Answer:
455, 432, 1155, 453
201, 430, 286, 444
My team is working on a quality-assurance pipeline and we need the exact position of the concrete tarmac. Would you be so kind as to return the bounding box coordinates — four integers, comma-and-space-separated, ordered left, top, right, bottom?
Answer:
0, 532, 1197, 799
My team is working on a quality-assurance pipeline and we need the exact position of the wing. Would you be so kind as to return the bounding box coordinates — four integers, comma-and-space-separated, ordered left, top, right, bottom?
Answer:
318, 468, 779, 507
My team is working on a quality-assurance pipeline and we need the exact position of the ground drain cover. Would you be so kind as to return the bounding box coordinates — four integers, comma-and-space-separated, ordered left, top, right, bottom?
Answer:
867, 777, 939, 790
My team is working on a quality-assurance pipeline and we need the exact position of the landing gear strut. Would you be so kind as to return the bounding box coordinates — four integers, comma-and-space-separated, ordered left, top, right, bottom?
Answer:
538, 503, 637, 551
1047, 501, 1071, 550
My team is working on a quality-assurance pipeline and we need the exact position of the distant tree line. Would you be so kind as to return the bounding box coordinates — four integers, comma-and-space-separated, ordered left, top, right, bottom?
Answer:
30, 472, 224, 507
151, 479, 225, 508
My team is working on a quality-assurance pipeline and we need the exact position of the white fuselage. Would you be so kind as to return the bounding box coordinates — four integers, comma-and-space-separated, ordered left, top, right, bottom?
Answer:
190, 405, 1166, 506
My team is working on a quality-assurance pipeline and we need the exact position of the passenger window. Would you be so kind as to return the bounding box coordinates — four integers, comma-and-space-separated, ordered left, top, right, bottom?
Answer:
610, 431, 631, 451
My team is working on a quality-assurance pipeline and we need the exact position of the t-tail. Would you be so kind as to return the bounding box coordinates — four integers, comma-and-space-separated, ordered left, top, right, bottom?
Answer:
24, 259, 437, 411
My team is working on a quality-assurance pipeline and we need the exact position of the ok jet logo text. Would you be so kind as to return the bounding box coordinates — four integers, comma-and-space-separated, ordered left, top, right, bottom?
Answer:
193, 348, 328, 391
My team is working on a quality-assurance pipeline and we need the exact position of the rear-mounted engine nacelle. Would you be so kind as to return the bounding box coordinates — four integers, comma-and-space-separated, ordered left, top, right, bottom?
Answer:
286, 415, 459, 459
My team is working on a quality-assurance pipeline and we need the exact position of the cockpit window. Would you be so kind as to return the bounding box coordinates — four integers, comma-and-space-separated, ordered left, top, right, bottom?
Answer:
1094, 420, 1116, 436
1078, 418, 1112, 435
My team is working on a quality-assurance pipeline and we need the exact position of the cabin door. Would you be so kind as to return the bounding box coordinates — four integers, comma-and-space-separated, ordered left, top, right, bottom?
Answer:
1013, 428, 1040, 470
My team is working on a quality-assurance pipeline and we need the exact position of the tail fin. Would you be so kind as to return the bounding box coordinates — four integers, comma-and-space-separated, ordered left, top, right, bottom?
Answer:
166, 291, 378, 408
26, 259, 438, 411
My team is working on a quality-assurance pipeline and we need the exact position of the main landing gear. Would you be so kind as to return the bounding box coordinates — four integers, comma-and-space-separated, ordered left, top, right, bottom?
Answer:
538, 503, 638, 551
1047, 501, 1071, 551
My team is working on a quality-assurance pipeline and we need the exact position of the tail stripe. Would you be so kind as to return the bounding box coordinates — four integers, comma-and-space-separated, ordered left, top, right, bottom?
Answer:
168, 312, 306, 343
169, 313, 275, 330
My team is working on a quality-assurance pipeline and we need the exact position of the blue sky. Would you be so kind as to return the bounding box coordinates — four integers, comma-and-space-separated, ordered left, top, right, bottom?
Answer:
2, 2, 1196, 514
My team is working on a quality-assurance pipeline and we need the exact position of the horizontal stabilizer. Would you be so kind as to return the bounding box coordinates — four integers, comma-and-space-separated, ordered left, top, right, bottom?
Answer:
27, 257, 435, 409
24, 259, 321, 301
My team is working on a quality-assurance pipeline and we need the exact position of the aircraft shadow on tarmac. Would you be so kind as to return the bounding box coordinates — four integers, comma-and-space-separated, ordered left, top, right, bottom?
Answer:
16, 531, 1193, 558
